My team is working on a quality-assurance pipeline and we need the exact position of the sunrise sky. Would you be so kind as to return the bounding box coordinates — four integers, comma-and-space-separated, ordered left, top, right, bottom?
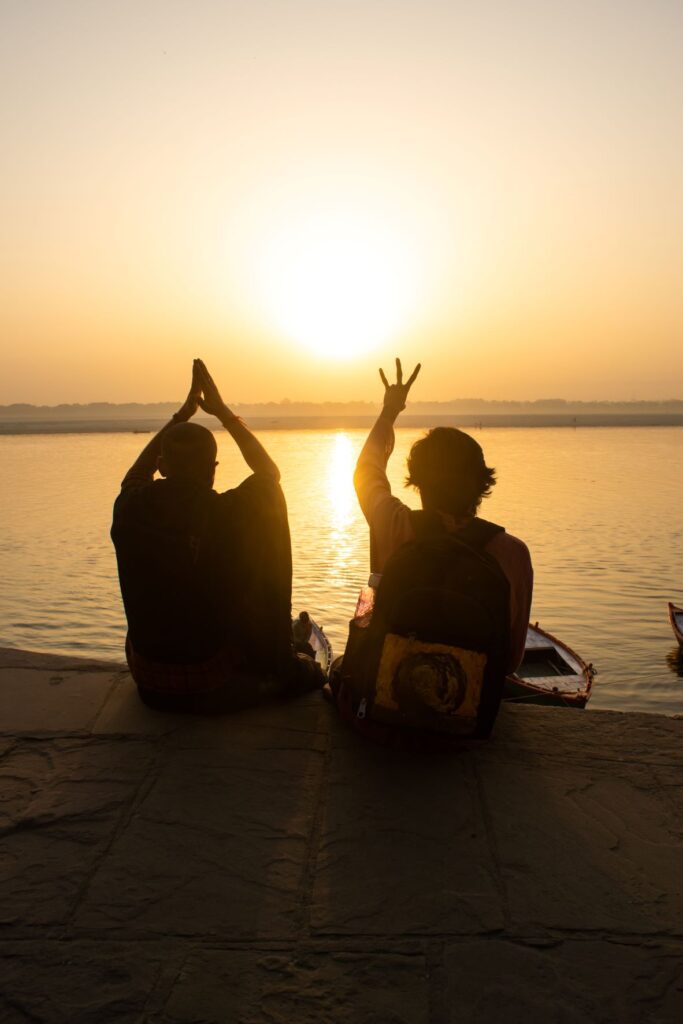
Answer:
1, 0, 682, 404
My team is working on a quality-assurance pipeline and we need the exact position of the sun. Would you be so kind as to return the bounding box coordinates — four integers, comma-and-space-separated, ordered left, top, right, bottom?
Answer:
255, 208, 419, 359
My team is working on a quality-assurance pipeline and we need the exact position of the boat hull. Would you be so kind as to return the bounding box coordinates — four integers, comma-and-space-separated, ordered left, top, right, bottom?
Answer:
503, 675, 590, 708
504, 623, 593, 709
668, 603, 683, 649
292, 616, 333, 676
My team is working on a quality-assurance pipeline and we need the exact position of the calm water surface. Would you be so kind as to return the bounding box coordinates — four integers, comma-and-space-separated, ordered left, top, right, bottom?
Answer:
1, 427, 682, 715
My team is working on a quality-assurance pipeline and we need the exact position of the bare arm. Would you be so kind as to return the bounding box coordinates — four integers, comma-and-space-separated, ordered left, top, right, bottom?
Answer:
354, 358, 421, 518
351, 359, 421, 573
216, 408, 280, 481
120, 361, 202, 490
196, 360, 280, 481
353, 415, 396, 519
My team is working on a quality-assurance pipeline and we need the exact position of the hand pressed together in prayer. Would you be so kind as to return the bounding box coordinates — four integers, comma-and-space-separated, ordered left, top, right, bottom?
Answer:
195, 359, 237, 421
173, 359, 203, 423
122, 358, 279, 490
379, 358, 421, 421
173, 359, 239, 425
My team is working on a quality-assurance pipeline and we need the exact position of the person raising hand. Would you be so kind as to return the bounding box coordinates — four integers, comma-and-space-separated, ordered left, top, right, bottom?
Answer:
112, 359, 322, 713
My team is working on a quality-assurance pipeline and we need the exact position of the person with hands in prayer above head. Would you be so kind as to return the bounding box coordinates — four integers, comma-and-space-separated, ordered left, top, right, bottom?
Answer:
111, 359, 323, 712
352, 358, 533, 676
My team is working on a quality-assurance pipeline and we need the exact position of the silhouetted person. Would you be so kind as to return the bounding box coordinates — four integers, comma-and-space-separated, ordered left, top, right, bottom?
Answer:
332, 358, 533, 742
112, 359, 322, 712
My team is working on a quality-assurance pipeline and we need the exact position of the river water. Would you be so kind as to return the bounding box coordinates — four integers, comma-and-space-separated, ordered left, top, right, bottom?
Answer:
1, 426, 682, 714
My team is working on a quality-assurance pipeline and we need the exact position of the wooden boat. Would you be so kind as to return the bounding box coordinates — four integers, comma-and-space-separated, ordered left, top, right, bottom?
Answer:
292, 613, 333, 676
504, 622, 594, 708
668, 602, 683, 648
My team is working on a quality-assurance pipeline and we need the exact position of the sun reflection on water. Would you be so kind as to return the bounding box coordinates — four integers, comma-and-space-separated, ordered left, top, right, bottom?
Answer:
327, 433, 355, 522
2, 428, 682, 714
327, 432, 356, 572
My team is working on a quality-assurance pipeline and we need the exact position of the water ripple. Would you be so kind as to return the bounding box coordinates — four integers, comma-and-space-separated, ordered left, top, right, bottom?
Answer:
1, 427, 682, 715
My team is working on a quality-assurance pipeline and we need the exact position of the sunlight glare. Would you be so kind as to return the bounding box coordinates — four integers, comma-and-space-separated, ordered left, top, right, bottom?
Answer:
257, 209, 420, 359
327, 432, 356, 528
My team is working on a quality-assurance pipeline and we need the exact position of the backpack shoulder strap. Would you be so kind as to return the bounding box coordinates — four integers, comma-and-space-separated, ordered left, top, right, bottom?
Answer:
409, 510, 504, 550
456, 518, 505, 550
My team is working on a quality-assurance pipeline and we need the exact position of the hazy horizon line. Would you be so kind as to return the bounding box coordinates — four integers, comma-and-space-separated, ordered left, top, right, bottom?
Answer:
3, 397, 683, 414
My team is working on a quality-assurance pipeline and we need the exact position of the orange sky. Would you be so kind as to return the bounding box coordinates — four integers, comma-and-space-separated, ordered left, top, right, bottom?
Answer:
1, 0, 682, 403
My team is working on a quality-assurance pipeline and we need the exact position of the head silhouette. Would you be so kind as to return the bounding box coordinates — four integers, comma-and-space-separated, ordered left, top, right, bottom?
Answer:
406, 427, 496, 517
158, 422, 218, 485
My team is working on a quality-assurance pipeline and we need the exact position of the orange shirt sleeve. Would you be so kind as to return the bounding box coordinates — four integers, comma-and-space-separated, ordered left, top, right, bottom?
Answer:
486, 532, 534, 673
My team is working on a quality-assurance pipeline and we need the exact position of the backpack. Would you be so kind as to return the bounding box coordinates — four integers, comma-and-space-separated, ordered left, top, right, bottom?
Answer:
335, 512, 510, 743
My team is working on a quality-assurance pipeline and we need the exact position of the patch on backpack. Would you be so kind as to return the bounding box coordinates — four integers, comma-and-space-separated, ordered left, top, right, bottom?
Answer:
374, 633, 486, 732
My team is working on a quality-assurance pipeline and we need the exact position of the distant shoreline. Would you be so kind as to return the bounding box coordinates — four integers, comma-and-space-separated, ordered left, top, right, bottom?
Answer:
2, 414, 683, 434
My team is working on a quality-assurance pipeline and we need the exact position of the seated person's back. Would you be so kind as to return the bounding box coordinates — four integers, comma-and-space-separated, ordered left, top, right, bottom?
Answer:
332, 359, 533, 741
112, 430, 281, 665
112, 360, 314, 710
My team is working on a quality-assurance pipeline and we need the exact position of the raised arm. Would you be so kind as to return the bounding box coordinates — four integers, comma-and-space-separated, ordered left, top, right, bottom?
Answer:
354, 357, 421, 519
120, 361, 202, 490
195, 360, 280, 482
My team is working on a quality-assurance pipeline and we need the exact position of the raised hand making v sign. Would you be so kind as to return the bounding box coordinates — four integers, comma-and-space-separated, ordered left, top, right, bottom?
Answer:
378, 357, 422, 421
352, 354, 422, 574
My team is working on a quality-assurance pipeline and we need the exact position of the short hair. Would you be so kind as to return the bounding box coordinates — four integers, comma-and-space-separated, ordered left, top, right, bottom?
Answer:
406, 427, 496, 516
160, 422, 217, 478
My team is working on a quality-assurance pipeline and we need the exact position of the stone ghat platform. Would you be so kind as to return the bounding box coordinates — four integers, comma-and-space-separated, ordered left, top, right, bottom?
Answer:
0, 646, 681, 1023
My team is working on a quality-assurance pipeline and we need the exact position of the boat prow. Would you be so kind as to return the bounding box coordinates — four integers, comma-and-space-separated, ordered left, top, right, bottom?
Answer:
668, 603, 683, 649
292, 613, 333, 676
505, 623, 594, 708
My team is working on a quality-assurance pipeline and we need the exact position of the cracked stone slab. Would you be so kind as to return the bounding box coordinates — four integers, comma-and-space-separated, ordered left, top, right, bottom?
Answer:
0, 667, 120, 733
164, 694, 327, 753
156, 949, 429, 1024
88, 678, 180, 737
477, 758, 683, 936
490, 705, 683, 768
441, 938, 683, 1023
75, 745, 323, 939
0, 941, 163, 1023
0, 739, 153, 928
311, 739, 503, 936
92, 677, 326, 751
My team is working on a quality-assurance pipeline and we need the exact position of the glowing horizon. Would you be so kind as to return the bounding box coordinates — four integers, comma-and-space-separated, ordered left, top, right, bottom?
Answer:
1, 1, 682, 404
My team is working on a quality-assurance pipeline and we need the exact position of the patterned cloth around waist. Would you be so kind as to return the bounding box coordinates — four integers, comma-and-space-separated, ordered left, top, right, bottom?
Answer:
125, 635, 249, 695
